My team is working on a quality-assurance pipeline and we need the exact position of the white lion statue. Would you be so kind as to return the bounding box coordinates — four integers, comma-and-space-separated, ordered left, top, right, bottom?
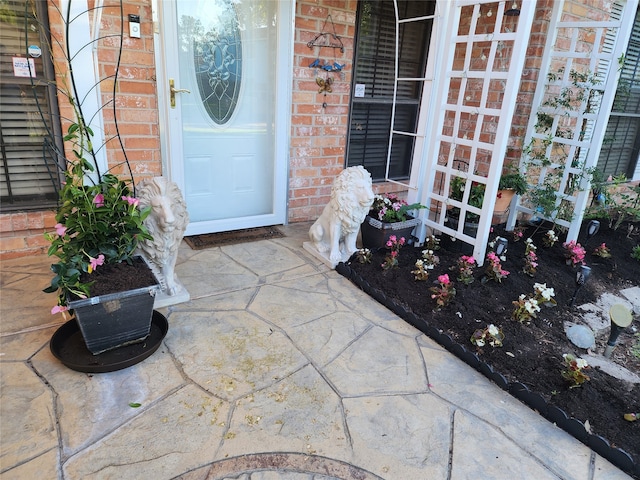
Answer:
308, 166, 374, 265
136, 177, 189, 297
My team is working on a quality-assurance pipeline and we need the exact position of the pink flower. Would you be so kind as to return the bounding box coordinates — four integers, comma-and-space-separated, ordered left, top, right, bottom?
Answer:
438, 274, 450, 285
386, 239, 393, 247
122, 195, 139, 207
398, 237, 406, 245
88, 254, 105, 273
54, 223, 67, 236
51, 305, 69, 315
389, 235, 397, 243
93, 193, 105, 207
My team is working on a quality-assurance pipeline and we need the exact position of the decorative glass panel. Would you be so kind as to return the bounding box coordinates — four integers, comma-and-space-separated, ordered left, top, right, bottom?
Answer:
193, 0, 242, 124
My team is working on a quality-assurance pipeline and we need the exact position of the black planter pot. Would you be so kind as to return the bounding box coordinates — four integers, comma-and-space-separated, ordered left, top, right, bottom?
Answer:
68, 259, 160, 355
360, 215, 421, 249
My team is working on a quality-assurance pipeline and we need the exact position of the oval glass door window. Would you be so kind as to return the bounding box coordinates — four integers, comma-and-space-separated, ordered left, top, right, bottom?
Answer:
193, 0, 242, 124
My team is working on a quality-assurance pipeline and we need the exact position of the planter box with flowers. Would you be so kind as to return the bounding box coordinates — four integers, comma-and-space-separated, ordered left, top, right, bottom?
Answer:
361, 194, 425, 249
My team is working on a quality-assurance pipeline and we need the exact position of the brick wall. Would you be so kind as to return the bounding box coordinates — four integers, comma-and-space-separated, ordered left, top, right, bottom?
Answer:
288, 0, 357, 222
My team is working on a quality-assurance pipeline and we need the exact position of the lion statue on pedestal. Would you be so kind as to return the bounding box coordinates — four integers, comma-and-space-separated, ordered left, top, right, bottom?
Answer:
308, 166, 374, 266
136, 177, 189, 297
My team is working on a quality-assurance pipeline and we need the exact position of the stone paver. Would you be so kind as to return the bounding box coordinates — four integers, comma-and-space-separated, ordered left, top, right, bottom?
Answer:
0, 223, 634, 479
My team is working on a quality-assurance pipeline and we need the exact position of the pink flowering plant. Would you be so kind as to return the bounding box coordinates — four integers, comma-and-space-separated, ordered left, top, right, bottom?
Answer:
381, 235, 405, 270
430, 274, 456, 308
452, 255, 476, 285
511, 225, 526, 242
562, 240, 586, 266
483, 251, 510, 283
523, 238, 538, 277
369, 194, 425, 223
43, 112, 152, 313
592, 242, 611, 258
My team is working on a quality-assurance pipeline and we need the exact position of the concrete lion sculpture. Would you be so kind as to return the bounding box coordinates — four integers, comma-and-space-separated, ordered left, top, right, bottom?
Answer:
136, 177, 189, 298
308, 166, 374, 266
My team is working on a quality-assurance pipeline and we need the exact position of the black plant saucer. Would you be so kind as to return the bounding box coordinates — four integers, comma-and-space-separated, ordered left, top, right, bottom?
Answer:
50, 311, 168, 373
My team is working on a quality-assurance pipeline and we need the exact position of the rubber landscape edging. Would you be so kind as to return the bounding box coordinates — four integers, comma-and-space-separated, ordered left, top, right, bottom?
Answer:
335, 261, 639, 479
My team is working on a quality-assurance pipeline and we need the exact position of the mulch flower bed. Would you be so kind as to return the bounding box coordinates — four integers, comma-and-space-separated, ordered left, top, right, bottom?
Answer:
340, 219, 639, 478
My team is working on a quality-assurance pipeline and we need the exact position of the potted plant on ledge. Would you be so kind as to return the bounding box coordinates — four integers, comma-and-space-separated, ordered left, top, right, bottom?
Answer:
360, 193, 426, 248
495, 168, 529, 214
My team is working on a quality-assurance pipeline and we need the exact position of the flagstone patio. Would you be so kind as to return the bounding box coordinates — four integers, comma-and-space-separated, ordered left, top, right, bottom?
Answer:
0, 223, 633, 479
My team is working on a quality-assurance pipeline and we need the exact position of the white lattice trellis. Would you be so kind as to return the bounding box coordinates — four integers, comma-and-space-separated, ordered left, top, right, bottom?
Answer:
507, 0, 638, 241
415, 0, 536, 265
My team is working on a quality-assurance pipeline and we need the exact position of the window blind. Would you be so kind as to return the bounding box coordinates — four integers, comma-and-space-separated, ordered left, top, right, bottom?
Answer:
0, 0, 60, 210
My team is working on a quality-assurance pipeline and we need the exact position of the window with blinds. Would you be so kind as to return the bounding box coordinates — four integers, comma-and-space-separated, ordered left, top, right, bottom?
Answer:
0, 0, 61, 211
346, 0, 435, 181
597, 4, 640, 179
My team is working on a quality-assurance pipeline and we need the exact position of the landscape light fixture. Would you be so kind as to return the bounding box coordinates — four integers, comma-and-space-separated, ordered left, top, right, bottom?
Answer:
495, 237, 508, 256
604, 304, 633, 358
569, 265, 591, 308
505, 2, 521, 16
584, 220, 600, 246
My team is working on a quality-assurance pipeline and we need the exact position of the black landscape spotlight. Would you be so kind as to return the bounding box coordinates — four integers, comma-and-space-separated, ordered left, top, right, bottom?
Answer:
604, 304, 633, 358
505, 2, 520, 16
569, 265, 591, 308
584, 220, 600, 247
495, 237, 508, 256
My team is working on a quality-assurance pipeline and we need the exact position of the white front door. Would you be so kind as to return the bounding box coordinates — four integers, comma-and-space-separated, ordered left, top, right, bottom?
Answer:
157, 0, 293, 236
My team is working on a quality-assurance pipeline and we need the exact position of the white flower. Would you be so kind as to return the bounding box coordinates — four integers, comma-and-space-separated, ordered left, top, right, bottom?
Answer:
576, 358, 588, 369
415, 260, 424, 267
519, 294, 526, 301
475, 338, 485, 347
534, 283, 555, 301
525, 298, 541, 314
488, 324, 499, 337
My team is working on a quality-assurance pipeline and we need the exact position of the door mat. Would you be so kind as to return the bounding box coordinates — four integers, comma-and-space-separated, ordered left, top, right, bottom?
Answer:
184, 226, 284, 250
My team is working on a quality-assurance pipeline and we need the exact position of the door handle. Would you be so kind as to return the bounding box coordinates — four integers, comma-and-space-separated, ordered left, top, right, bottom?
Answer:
169, 78, 191, 108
